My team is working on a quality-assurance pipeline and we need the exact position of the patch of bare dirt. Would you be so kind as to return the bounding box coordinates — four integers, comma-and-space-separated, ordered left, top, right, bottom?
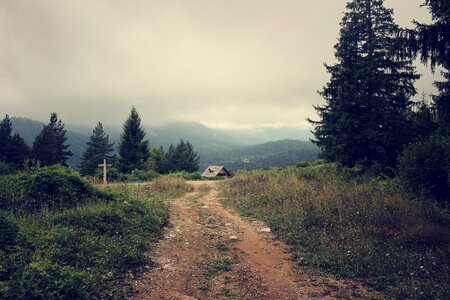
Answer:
130, 181, 379, 299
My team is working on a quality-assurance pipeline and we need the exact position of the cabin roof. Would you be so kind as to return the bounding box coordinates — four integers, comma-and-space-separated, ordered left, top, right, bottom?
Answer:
201, 165, 231, 177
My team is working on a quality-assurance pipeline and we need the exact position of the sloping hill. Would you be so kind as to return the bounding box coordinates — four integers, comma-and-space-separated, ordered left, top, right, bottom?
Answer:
200, 139, 320, 172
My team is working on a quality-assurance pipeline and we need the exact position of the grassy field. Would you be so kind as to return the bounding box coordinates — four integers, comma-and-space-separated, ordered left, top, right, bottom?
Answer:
220, 164, 450, 299
0, 167, 191, 299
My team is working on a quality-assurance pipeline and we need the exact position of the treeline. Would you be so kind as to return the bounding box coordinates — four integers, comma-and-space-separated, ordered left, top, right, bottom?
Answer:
309, 0, 450, 203
0, 107, 200, 178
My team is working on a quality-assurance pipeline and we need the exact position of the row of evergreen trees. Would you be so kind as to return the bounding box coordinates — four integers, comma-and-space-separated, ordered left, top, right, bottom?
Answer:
309, 0, 449, 200
0, 113, 72, 172
0, 107, 200, 176
0, 115, 30, 171
79, 107, 199, 176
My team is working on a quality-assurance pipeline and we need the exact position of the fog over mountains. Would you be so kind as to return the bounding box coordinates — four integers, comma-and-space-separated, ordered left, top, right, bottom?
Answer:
10, 117, 319, 171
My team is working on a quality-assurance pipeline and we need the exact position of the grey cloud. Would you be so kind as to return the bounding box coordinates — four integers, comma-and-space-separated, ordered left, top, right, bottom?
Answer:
0, 0, 439, 129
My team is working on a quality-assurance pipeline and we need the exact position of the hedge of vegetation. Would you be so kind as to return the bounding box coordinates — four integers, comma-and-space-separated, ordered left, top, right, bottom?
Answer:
0, 166, 171, 299
221, 165, 450, 299
0, 166, 112, 214
398, 135, 450, 203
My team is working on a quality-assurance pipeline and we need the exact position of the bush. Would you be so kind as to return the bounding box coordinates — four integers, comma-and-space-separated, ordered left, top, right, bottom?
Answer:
126, 169, 159, 182
18, 261, 88, 300
0, 186, 169, 299
398, 135, 450, 203
0, 162, 15, 176
0, 212, 18, 250
0, 166, 112, 214
168, 171, 202, 180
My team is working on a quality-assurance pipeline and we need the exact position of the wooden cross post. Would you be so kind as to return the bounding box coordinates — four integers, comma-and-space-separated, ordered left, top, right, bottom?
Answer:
98, 159, 112, 185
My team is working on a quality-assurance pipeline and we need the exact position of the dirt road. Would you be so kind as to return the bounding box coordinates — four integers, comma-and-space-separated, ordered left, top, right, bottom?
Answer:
131, 181, 375, 299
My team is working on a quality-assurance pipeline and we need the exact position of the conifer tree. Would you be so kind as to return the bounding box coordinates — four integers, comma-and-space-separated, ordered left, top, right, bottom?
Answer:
309, 0, 419, 169
164, 144, 176, 173
404, 0, 450, 134
175, 140, 200, 172
32, 113, 73, 166
164, 140, 200, 173
79, 122, 115, 176
0, 114, 29, 168
148, 146, 166, 174
118, 107, 149, 173
0, 115, 13, 161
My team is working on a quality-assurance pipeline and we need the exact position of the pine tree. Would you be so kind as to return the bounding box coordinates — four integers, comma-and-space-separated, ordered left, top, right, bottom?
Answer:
79, 122, 115, 176
8, 134, 30, 168
164, 144, 176, 173
147, 146, 166, 174
404, 0, 450, 134
165, 140, 200, 173
0, 115, 29, 168
309, 0, 419, 169
118, 107, 149, 173
407, 91, 437, 141
32, 113, 73, 166
177, 140, 200, 172
0, 115, 13, 162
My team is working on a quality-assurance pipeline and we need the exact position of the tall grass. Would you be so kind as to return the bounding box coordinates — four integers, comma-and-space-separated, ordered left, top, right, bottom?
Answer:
149, 176, 194, 197
221, 167, 450, 299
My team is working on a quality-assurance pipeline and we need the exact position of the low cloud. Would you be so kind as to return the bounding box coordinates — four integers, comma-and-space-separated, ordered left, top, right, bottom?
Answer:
0, 0, 438, 129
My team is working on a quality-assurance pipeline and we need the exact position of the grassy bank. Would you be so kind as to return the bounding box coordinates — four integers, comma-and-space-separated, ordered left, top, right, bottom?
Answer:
221, 165, 450, 299
0, 167, 191, 299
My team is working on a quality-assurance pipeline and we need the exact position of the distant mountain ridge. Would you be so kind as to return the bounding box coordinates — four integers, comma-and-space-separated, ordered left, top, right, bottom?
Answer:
9, 117, 319, 171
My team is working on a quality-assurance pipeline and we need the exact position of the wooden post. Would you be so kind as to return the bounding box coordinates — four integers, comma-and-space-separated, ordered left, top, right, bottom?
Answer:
98, 159, 112, 185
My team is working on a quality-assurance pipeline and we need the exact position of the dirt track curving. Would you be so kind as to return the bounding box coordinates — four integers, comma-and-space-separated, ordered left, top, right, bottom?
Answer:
131, 181, 377, 300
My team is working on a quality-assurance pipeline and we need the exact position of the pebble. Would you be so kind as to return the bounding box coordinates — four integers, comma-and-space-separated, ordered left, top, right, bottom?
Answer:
259, 228, 271, 233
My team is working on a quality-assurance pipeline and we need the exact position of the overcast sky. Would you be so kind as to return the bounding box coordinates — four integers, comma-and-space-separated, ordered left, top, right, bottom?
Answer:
0, 0, 438, 129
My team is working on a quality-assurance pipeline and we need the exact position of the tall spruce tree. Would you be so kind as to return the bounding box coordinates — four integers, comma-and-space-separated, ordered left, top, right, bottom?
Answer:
164, 140, 200, 173
32, 113, 73, 166
164, 144, 176, 173
0, 115, 13, 162
148, 146, 166, 174
309, 0, 419, 169
79, 122, 115, 176
0, 115, 29, 168
185, 140, 200, 172
404, 0, 450, 134
176, 140, 200, 172
118, 107, 149, 173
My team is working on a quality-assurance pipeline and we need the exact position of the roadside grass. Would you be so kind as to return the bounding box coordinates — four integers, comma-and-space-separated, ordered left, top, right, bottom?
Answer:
220, 166, 450, 299
0, 167, 199, 299
105, 176, 194, 200
148, 176, 194, 198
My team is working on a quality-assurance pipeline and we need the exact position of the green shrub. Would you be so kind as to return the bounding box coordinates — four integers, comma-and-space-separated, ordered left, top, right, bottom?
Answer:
0, 212, 18, 250
18, 261, 89, 300
0, 187, 169, 299
0, 162, 14, 176
168, 171, 202, 180
398, 135, 450, 203
126, 169, 159, 182
0, 166, 112, 214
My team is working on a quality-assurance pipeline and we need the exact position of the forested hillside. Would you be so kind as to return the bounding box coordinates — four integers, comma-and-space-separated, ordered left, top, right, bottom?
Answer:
10, 117, 318, 171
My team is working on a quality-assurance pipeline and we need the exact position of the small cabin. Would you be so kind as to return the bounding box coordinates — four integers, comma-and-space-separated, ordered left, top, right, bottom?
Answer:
202, 166, 232, 179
